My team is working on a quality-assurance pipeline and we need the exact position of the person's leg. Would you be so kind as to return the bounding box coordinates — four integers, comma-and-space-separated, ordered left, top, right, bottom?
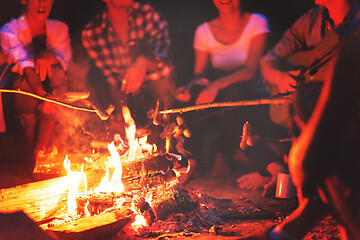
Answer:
13, 77, 38, 173
272, 197, 327, 239
320, 175, 360, 240
35, 66, 67, 155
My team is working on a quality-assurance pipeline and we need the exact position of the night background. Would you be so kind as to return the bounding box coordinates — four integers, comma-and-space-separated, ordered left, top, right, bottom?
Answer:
0, 0, 315, 86
0, 2, 350, 239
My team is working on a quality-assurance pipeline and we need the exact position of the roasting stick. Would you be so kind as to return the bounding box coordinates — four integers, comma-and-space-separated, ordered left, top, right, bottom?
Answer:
160, 95, 291, 114
0, 89, 97, 112
0, 89, 115, 120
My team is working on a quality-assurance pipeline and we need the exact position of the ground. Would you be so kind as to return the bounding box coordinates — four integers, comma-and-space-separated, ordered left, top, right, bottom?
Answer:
0, 166, 341, 240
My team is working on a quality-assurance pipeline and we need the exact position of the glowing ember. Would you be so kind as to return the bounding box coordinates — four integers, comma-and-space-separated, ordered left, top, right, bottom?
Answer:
131, 214, 149, 232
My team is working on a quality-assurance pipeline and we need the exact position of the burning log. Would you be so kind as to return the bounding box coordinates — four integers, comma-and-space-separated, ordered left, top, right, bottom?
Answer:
0, 170, 108, 223
147, 181, 197, 220
0, 176, 70, 222
0, 152, 188, 221
46, 208, 132, 240
120, 153, 189, 190
75, 191, 132, 216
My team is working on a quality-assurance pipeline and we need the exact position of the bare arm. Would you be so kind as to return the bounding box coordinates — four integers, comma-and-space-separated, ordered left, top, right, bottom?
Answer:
23, 67, 47, 97
174, 49, 210, 102
213, 33, 268, 88
196, 33, 268, 104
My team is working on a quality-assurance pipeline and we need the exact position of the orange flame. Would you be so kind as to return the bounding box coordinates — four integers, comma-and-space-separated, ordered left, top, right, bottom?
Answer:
63, 156, 87, 215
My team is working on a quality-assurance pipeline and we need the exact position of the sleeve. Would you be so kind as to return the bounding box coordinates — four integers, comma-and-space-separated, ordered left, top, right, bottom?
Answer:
50, 22, 72, 71
142, 4, 172, 80
0, 21, 35, 75
193, 24, 209, 52
262, 9, 313, 64
250, 14, 270, 38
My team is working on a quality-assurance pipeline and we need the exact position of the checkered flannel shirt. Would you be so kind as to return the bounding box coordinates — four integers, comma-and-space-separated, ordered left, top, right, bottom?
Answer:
82, 2, 171, 87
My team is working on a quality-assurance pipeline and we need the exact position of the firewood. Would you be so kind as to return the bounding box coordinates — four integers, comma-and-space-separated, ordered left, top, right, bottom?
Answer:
0, 153, 187, 223
0, 172, 105, 223
118, 153, 187, 190
145, 181, 197, 220
47, 208, 132, 240
75, 191, 132, 216
0, 176, 70, 222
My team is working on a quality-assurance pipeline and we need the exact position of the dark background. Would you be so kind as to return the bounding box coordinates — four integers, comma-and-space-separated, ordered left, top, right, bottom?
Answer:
0, 0, 315, 86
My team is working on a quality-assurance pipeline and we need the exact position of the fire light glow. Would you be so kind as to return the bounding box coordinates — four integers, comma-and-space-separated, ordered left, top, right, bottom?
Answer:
63, 106, 159, 218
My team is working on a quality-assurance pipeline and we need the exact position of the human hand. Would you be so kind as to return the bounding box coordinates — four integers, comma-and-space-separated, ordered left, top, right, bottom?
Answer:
39, 94, 57, 114
195, 83, 220, 105
35, 52, 56, 82
121, 56, 147, 94
237, 172, 271, 190
175, 86, 191, 102
276, 70, 301, 93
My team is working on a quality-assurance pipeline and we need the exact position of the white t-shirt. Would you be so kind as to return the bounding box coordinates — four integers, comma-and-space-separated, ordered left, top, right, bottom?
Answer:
193, 13, 269, 71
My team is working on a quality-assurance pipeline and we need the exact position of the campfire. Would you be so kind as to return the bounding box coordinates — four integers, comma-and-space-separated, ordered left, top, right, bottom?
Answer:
0, 105, 276, 240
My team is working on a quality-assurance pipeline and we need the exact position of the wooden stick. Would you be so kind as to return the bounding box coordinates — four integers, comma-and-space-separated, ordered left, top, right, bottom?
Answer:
160, 97, 291, 114
0, 89, 97, 113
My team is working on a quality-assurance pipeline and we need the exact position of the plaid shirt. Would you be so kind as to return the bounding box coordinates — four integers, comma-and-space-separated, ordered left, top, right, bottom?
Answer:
82, 2, 171, 87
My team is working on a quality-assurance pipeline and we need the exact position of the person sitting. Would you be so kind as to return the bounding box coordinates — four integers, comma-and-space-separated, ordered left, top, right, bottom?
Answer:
238, 0, 360, 197
175, 0, 271, 177
81, 0, 175, 136
0, 0, 72, 174
246, 34, 360, 240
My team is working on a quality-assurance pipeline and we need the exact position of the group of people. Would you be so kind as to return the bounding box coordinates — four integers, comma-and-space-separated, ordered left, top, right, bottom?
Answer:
0, 0, 360, 239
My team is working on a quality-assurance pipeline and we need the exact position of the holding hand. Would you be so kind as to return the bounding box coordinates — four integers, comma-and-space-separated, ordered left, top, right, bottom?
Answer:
175, 86, 191, 102
276, 70, 301, 93
39, 94, 57, 115
195, 81, 221, 105
35, 51, 56, 82
121, 56, 148, 94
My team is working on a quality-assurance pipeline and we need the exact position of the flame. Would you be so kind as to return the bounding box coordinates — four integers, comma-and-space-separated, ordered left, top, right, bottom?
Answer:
131, 214, 148, 229
84, 200, 91, 217
139, 135, 154, 154
129, 200, 149, 233
95, 106, 155, 193
165, 137, 170, 153
95, 142, 124, 192
62, 106, 170, 218
63, 156, 87, 215
123, 106, 143, 162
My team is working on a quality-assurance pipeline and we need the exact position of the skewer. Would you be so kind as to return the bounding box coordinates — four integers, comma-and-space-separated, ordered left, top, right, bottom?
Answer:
160, 96, 292, 114
0, 89, 114, 120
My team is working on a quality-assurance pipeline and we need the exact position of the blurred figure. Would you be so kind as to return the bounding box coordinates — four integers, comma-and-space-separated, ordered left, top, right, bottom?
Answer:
242, 0, 360, 238
175, 0, 271, 177
82, 0, 175, 134
0, 0, 71, 174
261, 0, 360, 94
264, 34, 360, 240
239, 0, 360, 198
